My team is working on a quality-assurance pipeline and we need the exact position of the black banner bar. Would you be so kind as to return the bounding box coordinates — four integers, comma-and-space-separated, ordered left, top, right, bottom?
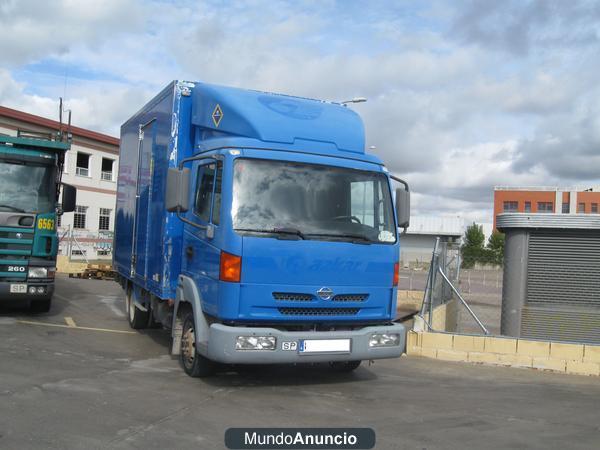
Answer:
225, 428, 375, 449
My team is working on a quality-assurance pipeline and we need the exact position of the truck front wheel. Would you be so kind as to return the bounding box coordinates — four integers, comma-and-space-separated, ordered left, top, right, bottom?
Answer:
126, 288, 149, 329
180, 311, 215, 377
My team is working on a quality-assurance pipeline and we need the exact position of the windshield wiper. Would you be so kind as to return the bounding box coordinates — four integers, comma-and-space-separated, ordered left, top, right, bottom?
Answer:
235, 227, 306, 240
305, 232, 373, 244
0, 204, 26, 213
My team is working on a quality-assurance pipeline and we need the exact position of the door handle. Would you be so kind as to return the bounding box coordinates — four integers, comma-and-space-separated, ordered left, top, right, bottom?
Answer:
186, 246, 194, 258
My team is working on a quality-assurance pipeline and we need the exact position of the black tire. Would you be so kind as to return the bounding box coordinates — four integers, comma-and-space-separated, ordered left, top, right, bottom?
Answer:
329, 360, 361, 372
180, 311, 215, 377
30, 298, 52, 313
126, 288, 149, 329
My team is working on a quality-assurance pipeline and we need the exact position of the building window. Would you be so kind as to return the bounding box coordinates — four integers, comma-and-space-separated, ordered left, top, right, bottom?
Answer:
76, 152, 90, 177
101, 158, 114, 181
71, 249, 87, 256
97, 250, 111, 256
537, 202, 553, 213
73, 205, 88, 229
562, 202, 570, 213
524, 201, 531, 212
99, 208, 111, 231
503, 201, 518, 212
592, 203, 598, 213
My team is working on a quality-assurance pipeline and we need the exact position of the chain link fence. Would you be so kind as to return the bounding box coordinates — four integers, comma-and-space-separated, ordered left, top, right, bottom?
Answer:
399, 239, 502, 335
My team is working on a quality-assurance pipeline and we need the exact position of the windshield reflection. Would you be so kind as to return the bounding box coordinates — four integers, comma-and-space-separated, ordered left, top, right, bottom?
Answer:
232, 159, 396, 244
0, 161, 56, 213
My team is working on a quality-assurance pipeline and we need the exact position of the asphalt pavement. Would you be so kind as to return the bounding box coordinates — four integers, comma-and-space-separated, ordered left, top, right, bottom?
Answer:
1, 276, 599, 450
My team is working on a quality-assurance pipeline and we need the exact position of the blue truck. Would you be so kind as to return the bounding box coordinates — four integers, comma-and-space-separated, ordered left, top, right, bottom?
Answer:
0, 131, 76, 312
114, 81, 410, 377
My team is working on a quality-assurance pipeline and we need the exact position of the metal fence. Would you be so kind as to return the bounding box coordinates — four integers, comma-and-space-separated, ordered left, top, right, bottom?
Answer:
424, 238, 461, 310
420, 238, 489, 334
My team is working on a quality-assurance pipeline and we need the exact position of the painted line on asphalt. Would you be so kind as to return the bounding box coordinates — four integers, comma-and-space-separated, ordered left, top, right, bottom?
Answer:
99, 296, 126, 318
64, 316, 77, 327
16, 320, 137, 335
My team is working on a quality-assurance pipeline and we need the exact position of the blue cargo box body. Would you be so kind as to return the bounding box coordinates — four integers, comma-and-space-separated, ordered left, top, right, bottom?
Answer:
114, 82, 195, 298
114, 81, 399, 322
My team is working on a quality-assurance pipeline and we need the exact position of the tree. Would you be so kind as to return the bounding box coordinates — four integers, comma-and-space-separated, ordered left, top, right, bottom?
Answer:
487, 230, 505, 266
461, 223, 485, 269
464, 223, 485, 248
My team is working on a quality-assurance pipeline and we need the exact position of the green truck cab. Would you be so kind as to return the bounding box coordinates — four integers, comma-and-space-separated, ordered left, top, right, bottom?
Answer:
0, 132, 76, 312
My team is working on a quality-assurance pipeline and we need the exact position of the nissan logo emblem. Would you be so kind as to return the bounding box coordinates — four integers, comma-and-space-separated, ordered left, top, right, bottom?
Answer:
317, 287, 333, 300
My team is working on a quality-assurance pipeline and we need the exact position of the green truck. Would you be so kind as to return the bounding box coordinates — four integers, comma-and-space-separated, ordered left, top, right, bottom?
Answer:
0, 131, 76, 312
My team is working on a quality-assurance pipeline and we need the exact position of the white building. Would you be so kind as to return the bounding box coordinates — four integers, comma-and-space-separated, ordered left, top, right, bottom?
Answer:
0, 105, 119, 261
400, 216, 464, 266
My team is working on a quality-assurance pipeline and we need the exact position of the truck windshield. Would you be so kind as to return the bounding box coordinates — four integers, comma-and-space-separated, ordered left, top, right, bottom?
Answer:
0, 160, 56, 213
232, 159, 397, 244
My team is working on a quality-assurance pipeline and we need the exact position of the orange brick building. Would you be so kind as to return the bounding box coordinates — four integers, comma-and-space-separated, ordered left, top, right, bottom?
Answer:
493, 186, 600, 229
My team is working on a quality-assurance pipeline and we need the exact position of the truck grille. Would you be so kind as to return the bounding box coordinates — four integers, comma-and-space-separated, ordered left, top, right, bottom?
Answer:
332, 294, 368, 302
0, 231, 28, 239
278, 307, 360, 316
0, 226, 33, 280
0, 255, 27, 260
273, 293, 369, 302
0, 243, 31, 251
273, 293, 314, 302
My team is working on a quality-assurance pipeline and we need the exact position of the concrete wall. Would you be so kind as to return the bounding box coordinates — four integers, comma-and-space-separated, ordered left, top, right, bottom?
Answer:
397, 290, 423, 311
414, 299, 459, 333
407, 331, 600, 376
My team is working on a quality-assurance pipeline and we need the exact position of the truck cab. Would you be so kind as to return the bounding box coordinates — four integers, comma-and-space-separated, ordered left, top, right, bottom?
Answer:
114, 81, 409, 376
0, 132, 76, 311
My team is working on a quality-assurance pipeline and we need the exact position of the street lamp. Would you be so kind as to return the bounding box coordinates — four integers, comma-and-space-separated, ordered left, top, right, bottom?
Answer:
339, 97, 367, 106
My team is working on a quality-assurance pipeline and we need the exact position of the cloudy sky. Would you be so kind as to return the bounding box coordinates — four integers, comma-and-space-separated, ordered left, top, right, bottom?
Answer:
1, 0, 600, 228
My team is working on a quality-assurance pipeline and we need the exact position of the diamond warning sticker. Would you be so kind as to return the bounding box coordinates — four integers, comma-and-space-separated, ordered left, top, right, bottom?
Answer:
212, 104, 223, 127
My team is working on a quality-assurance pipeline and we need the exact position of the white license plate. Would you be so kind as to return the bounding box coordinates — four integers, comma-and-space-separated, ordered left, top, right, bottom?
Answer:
10, 284, 27, 294
299, 339, 351, 354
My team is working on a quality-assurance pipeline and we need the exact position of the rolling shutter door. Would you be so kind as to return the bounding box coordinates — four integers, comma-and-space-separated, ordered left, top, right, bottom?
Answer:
522, 230, 600, 343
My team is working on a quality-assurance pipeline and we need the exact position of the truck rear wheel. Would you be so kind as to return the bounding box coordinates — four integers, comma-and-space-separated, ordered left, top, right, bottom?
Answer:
329, 360, 361, 372
180, 311, 215, 377
126, 288, 149, 329
30, 298, 52, 313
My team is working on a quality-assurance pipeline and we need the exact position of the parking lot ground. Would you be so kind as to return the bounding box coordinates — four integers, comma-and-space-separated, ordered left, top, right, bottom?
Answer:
1, 276, 600, 450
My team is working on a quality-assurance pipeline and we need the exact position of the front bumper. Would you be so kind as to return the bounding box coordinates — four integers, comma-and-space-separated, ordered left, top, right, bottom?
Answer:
204, 322, 406, 364
0, 280, 54, 302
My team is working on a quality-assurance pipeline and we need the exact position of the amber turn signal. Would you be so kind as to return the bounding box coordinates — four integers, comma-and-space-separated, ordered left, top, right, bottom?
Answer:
220, 251, 242, 282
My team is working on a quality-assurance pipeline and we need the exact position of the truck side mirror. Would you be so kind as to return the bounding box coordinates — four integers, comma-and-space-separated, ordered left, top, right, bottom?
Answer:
61, 183, 76, 213
395, 187, 410, 230
166, 167, 190, 212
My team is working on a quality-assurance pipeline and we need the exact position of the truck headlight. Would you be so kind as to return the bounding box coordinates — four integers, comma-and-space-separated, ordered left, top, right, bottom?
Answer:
369, 333, 400, 347
235, 336, 277, 350
28, 267, 48, 278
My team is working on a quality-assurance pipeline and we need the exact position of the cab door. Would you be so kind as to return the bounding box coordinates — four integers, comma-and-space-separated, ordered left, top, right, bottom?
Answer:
181, 160, 223, 315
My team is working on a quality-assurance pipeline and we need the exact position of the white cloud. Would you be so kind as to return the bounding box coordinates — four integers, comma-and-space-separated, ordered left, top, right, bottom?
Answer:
0, 0, 145, 66
1, 0, 599, 229
403, 140, 553, 224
